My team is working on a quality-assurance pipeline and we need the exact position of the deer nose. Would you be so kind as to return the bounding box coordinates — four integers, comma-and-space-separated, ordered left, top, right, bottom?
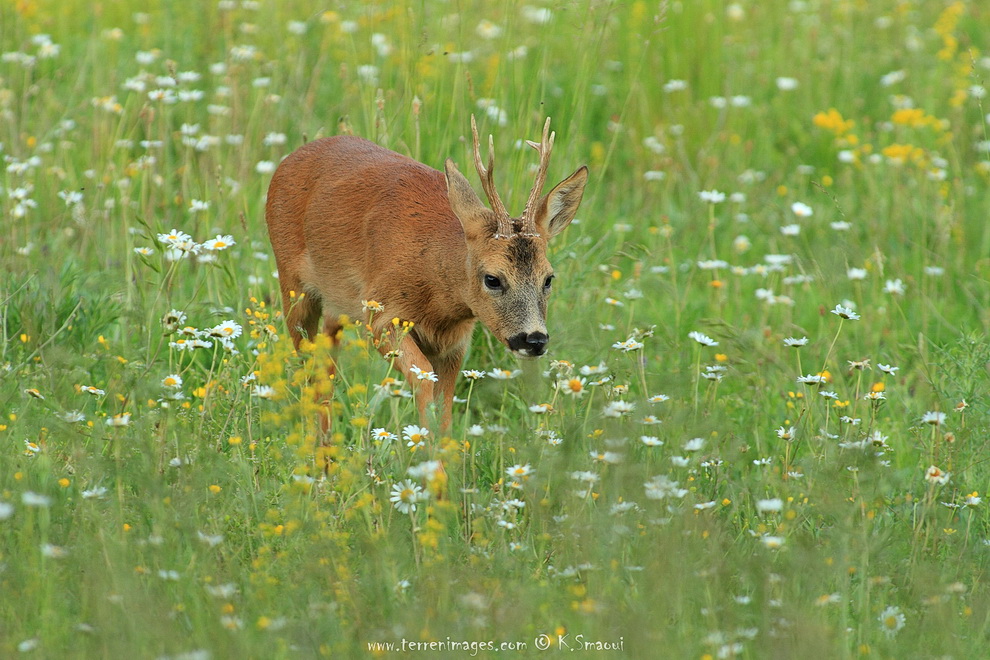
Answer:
508, 331, 549, 356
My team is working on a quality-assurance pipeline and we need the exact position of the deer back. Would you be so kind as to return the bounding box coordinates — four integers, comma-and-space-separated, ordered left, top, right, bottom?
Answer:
266, 137, 472, 327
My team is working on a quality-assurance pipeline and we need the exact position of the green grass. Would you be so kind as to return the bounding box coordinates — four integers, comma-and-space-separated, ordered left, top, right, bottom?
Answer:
2, 0, 990, 657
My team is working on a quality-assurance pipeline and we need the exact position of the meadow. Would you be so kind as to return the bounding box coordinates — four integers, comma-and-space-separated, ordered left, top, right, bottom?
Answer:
2, 0, 989, 657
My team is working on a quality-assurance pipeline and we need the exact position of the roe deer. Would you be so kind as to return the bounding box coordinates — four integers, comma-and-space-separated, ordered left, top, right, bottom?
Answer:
265, 117, 587, 430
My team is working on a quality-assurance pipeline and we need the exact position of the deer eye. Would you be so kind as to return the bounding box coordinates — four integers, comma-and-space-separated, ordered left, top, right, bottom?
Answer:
543, 275, 554, 290
484, 274, 502, 290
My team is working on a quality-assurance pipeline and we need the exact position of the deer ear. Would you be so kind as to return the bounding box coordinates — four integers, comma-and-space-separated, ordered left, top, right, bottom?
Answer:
533, 166, 588, 240
445, 159, 491, 239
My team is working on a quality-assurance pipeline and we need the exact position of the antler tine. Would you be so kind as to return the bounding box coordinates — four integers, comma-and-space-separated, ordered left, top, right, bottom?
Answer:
470, 115, 512, 238
521, 117, 556, 237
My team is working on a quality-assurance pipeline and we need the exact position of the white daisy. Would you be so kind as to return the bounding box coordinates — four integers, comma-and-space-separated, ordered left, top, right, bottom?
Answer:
403, 425, 429, 449
877, 605, 906, 638
201, 234, 235, 251
830, 304, 860, 321
390, 480, 426, 514
688, 331, 718, 347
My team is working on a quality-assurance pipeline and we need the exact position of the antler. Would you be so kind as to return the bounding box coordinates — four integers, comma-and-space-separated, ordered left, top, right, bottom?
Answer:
520, 117, 555, 237
470, 115, 513, 239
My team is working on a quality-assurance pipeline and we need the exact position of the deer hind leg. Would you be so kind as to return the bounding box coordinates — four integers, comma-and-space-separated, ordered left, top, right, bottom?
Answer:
278, 279, 337, 440
317, 317, 343, 439
281, 280, 322, 349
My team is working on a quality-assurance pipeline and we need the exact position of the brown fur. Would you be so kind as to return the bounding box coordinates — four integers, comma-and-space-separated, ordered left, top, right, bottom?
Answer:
265, 125, 587, 430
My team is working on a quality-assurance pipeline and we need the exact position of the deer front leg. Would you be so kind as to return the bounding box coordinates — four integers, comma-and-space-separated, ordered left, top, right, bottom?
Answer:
433, 349, 468, 432
374, 323, 437, 427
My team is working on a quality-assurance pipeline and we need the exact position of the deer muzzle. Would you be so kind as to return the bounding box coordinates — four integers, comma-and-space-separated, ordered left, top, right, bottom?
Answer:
507, 331, 549, 357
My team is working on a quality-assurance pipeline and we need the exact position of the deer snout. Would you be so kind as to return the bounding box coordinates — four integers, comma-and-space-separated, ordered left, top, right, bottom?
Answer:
508, 331, 549, 357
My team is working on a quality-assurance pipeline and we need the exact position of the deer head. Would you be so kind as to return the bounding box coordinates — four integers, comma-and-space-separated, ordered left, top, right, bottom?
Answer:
444, 117, 588, 357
